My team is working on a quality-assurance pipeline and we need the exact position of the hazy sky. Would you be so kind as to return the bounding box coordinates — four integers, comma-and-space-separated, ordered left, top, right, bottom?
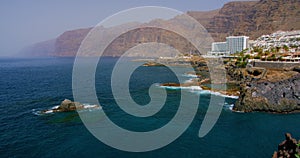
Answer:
0, 0, 240, 56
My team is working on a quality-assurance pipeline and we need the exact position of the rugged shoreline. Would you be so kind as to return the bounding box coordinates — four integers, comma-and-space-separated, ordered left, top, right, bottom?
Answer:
229, 64, 300, 113
155, 56, 300, 114
233, 73, 300, 113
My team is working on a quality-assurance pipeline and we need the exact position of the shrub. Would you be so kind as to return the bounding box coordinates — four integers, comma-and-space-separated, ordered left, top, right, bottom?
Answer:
254, 55, 261, 59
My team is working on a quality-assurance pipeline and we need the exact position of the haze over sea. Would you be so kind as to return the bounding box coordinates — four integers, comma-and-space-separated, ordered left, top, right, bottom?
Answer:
0, 57, 299, 157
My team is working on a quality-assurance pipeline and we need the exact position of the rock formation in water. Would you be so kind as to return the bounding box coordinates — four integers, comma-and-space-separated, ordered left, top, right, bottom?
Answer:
42, 99, 84, 113
272, 133, 300, 158
55, 99, 84, 112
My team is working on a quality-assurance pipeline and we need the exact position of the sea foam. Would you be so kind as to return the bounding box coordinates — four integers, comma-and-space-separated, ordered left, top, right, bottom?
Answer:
183, 74, 198, 78
159, 84, 239, 99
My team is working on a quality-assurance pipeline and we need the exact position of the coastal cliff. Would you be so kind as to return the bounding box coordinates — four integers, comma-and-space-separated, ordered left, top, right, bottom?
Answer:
234, 73, 300, 113
20, 0, 300, 57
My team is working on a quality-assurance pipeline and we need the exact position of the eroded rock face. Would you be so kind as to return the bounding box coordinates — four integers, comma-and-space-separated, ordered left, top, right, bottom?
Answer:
272, 133, 300, 158
233, 73, 300, 113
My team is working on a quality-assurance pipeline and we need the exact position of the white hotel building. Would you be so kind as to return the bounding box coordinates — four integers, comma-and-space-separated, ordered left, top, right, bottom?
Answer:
208, 36, 249, 56
226, 36, 249, 54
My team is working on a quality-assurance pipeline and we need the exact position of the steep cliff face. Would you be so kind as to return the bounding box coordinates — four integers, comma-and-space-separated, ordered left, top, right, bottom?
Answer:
20, 0, 300, 56
233, 73, 300, 113
205, 1, 258, 41
189, 0, 300, 41
101, 27, 200, 57
54, 28, 92, 56
249, 0, 300, 38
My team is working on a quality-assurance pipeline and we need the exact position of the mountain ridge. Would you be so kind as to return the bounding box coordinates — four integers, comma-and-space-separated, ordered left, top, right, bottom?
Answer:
20, 0, 300, 57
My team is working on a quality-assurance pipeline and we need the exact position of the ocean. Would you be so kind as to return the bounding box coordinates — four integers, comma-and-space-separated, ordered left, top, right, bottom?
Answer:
0, 57, 299, 157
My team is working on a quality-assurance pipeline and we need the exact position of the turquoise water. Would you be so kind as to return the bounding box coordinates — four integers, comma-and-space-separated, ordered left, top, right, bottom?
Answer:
0, 57, 299, 157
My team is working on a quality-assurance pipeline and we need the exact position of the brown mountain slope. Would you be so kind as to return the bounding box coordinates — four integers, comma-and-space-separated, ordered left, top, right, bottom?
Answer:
189, 0, 300, 41
54, 28, 92, 56
187, 9, 220, 27
21, 0, 300, 56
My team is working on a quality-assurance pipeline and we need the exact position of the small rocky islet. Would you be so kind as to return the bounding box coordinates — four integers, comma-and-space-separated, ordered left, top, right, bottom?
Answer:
41, 99, 100, 114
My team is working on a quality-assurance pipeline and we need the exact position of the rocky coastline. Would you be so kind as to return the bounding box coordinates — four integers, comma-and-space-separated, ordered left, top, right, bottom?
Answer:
233, 73, 300, 113
156, 56, 300, 113
228, 64, 300, 113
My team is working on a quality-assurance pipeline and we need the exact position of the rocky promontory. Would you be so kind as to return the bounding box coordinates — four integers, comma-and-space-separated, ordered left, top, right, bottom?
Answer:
143, 62, 165, 67
230, 64, 300, 113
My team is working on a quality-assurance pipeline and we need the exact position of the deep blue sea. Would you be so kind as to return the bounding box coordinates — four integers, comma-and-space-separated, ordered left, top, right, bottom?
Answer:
0, 57, 299, 158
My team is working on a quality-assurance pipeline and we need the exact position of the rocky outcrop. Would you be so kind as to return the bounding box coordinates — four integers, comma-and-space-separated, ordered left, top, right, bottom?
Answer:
160, 83, 181, 87
272, 133, 300, 158
143, 62, 165, 67
40, 99, 101, 114
233, 73, 300, 113
42, 99, 84, 113
55, 99, 84, 112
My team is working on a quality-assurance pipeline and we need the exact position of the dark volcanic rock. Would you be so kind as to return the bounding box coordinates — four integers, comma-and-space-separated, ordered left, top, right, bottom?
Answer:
272, 133, 300, 158
233, 73, 300, 113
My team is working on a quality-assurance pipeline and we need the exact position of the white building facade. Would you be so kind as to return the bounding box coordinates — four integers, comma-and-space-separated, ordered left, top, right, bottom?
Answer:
208, 36, 249, 56
226, 36, 249, 54
212, 42, 227, 52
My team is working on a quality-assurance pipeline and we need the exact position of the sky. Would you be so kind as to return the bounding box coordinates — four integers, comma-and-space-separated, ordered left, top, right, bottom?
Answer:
0, 0, 242, 56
